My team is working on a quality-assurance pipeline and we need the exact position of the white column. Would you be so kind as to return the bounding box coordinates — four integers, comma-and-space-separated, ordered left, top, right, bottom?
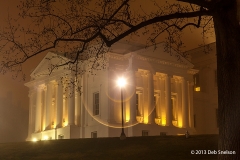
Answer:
68, 78, 75, 125
75, 88, 80, 126
27, 91, 34, 139
148, 71, 154, 123
42, 86, 47, 130
124, 70, 136, 136
182, 77, 189, 128
80, 74, 85, 138
188, 81, 194, 128
35, 86, 42, 132
165, 74, 172, 126
155, 75, 161, 118
46, 82, 53, 129
143, 72, 149, 124
56, 80, 63, 128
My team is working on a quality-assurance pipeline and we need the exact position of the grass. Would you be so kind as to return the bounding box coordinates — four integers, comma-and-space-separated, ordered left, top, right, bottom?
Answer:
0, 135, 218, 160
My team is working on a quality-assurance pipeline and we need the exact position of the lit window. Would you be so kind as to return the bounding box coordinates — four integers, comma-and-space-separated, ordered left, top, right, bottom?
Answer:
195, 87, 200, 91
142, 130, 148, 136
93, 92, 99, 115
91, 131, 97, 138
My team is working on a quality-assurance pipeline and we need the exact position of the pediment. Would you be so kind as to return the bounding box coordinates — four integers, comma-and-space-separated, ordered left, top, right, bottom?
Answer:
135, 43, 193, 69
30, 52, 69, 79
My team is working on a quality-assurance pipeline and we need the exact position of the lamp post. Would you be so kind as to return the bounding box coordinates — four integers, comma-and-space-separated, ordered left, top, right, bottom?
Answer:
117, 77, 126, 140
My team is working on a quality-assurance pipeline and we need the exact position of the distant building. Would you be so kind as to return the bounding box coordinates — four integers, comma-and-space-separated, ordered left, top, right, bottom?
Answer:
25, 42, 218, 141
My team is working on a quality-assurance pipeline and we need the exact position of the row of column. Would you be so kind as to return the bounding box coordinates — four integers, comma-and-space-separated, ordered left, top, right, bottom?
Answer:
136, 71, 190, 128
33, 78, 76, 132
161, 74, 189, 128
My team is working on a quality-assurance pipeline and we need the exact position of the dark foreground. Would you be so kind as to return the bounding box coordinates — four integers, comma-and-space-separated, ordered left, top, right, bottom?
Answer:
0, 135, 219, 160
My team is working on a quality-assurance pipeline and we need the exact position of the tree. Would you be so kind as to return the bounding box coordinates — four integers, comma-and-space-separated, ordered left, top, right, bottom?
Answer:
0, 0, 239, 159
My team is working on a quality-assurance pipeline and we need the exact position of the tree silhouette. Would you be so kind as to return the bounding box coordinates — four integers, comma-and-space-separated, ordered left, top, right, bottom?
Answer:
0, 0, 239, 159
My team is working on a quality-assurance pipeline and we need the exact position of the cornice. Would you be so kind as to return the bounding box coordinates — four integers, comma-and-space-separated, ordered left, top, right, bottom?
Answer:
106, 52, 126, 61
135, 55, 190, 69
187, 69, 199, 75
106, 52, 191, 69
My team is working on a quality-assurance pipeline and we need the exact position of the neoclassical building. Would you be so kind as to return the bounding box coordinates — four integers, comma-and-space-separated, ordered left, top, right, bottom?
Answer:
25, 43, 202, 141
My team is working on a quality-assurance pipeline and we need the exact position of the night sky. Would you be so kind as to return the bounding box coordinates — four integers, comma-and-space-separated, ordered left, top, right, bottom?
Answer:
0, 0, 215, 143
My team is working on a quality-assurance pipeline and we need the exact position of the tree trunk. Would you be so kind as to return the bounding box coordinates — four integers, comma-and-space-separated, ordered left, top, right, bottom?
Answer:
213, 1, 240, 159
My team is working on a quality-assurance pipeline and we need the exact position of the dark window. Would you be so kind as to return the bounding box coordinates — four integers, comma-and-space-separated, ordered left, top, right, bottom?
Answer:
58, 134, 64, 139
160, 132, 167, 136
142, 130, 148, 136
91, 131, 97, 138
93, 92, 99, 115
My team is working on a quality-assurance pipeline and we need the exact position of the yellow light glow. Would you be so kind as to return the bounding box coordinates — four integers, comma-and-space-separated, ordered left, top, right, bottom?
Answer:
125, 106, 130, 122
62, 120, 68, 127
195, 87, 200, 91
117, 77, 126, 88
144, 117, 148, 124
43, 135, 49, 140
177, 134, 185, 136
162, 118, 166, 126
32, 138, 37, 142
178, 120, 183, 128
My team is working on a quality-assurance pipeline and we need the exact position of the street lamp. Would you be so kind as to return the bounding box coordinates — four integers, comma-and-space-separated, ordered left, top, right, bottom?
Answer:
117, 77, 126, 140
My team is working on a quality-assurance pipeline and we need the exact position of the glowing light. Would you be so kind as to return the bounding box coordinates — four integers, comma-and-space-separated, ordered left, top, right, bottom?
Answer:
178, 121, 183, 128
195, 87, 200, 91
162, 118, 166, 126
177, 134, 185, 136
117, 77, 126, 88
125, 106, 130, 122
32, 138, 37, 142
62, 119, 68, 127
43, 135, 49, 140
144, 117, 148, 124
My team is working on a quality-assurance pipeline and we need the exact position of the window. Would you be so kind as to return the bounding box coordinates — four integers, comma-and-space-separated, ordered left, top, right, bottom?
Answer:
91, 131, 97, 138
58, 134, 64, 139
142, 130, 148, 136
93, 92, 99, 115
160, 132, 167, 136
193, 73, 200, 91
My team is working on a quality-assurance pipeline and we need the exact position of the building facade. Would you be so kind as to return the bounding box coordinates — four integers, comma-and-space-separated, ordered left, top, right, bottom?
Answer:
25, 43, 217, 141
187, 42, 218, 134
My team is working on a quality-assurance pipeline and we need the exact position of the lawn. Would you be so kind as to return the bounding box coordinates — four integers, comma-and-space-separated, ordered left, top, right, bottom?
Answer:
0, 135, 218, 160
